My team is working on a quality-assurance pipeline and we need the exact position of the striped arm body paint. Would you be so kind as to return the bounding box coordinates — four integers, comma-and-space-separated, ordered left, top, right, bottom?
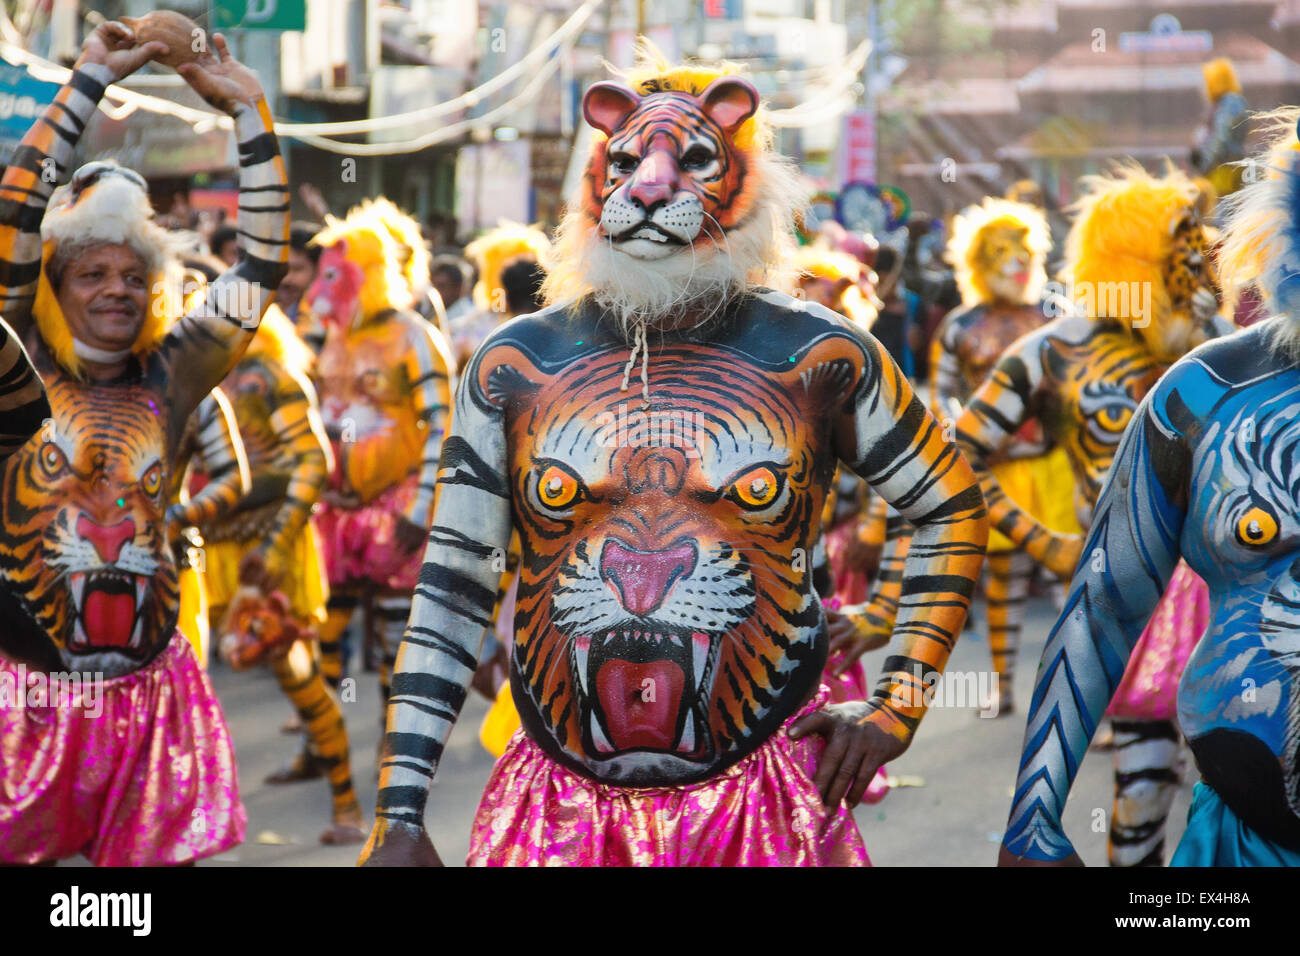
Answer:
841, 503, 908, 647
955, 315, 1159, 575
1001, 380, 1181, 859
370, 291, 987, 837
399, 314, 455, 531
170, 388, 250, 531
157, 97, 289, 438
0, 63, 113, 335
0, 316, 50, 462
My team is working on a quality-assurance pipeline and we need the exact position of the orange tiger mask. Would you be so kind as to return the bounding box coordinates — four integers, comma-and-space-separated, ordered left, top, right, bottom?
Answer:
581, 77, 760, 261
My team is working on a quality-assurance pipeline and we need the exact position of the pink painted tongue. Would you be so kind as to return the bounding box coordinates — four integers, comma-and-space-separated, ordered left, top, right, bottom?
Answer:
594, 658, 684, 751
83, 590, 135, 647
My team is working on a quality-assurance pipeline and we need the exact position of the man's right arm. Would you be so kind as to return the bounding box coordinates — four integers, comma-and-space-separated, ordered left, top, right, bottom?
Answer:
0, 61, 113, 338
955, 333, 1082, 579
360, 338, 513, 865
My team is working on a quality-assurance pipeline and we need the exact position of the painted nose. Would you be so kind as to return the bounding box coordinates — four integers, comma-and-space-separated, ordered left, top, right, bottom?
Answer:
77, 514, 135, 564
600, 539, 696, 617
627, 152, 677, 214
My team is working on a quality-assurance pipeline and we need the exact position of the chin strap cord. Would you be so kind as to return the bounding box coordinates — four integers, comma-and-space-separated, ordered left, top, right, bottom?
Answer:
619, 321, 651, 408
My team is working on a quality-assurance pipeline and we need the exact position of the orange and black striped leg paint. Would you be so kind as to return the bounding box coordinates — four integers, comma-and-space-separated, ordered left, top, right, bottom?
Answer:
984, 549, 1035, 716
269, 638, 365, 844
318, 591, 360, 693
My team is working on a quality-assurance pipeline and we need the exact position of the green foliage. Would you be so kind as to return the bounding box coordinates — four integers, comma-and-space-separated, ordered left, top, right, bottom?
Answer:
878, 0, 1017, 58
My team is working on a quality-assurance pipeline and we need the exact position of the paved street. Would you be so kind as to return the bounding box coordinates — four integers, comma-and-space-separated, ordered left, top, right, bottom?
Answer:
194, 594, 1192, 867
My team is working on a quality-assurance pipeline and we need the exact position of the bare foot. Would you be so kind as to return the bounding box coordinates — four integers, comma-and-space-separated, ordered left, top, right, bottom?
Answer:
320, 822, 367, 845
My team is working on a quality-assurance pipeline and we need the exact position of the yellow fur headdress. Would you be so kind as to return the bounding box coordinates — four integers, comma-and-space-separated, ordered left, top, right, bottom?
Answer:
947, 197, 1051, 306
616, 38, 770, 155
1216, 108, 1300, 346
793, 247, 878, 327
1063, 162, 1200, 329
366, 198, 430, 297
34, 163, 182, 379
1203, 58, 1241, 102
465, 222, 551, 313
312, 199, 412, 320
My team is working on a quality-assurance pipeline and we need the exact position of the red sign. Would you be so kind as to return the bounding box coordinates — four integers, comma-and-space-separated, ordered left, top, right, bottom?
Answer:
842, 110, 875, 185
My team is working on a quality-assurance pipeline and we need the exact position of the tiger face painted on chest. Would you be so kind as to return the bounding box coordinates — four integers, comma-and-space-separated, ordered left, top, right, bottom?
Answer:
0, 376, 175, 676
582, 77, 759, 261
479, 330, 857, 784
1040, 324, 1162, 509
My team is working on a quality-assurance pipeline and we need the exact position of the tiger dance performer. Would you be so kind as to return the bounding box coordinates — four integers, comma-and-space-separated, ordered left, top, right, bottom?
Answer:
929, 198, 1078, 715
448, 222, 551, 367
1001, 111, 1300, 866
168, 388, 249, 666
359, 46, 988, 867
308, 201, 455, 738
962, 166, 1229, 867
0, 23, 288, 865
198, 307, 365, 844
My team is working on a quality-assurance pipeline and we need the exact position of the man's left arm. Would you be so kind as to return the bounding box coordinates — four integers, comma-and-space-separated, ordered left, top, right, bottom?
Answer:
790, 324, 988, 807
397, 317, 456, 547
162, 39, 289, 422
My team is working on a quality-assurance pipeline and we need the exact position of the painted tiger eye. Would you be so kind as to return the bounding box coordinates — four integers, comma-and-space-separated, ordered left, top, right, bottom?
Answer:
141, 463, 163, 497
1096, 404, 1133, 431
1236, 507, 1278, 547
38, 443, 66, 476
734, 466, 779, 508
538, 465, 579, 509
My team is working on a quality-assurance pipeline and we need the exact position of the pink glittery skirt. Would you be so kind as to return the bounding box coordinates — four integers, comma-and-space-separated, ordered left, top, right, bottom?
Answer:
1107, 561, 1209, 721
316, 474, 421, 591
0, 632, 245, 866
467, 685, 871, 866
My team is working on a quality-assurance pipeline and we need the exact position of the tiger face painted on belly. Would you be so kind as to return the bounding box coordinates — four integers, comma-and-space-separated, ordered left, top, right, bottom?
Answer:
481, 332, 837, 784
1038, 323, 1163, 509
0, 377, 175, 676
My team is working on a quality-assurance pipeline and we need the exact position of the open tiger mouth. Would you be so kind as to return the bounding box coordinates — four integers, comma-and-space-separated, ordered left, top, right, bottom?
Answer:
572, 628, 717, 760
616, 223, 684, 245
67, 569, 148, 653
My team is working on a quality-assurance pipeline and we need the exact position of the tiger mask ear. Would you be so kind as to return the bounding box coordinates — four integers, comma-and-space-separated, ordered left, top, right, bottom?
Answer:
583, 82, 642, 137
478, 342, 547, 411
773, 334, 869, 411
698, 77, 759, 134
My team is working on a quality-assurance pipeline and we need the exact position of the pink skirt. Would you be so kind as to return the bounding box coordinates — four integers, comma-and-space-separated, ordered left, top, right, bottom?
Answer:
0, 632, 245, 866
316, 474, 421, 591
467, 685, 870, 866
824, 520, 871, 606
1107, 561, 1209, 721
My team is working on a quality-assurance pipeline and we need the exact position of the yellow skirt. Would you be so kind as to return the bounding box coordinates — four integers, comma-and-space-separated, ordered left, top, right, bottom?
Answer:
480, 681, 521, 758
988, 447, 1081, 553
204, 523, 329, 624
177, 566, 209, 668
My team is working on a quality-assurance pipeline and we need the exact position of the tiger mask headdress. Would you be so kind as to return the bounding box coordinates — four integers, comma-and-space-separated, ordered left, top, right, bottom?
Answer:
542, 42, 804, 339
1064, 163, 1222, 364
948, 197, 1050, 308
308, 199, 413, 328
